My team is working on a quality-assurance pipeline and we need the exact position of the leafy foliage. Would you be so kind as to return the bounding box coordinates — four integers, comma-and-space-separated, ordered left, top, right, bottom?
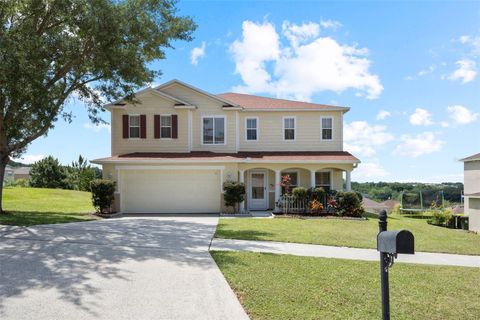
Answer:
66, 155, 97, 191
30, 156, 68, 188
292, 187, 308, 201
336, 192, 364, 217
0, 0, 196, 211
352, 182, 463, 203
223, 181, 246, 213
4, 178, 29, 188
90, 179, 115, 214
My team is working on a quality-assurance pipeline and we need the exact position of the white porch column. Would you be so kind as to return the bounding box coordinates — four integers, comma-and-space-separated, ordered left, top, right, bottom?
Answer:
310, 170, 316, 189
274, 169, 281, 211
239, 170, 245, 212
345, 170, 352, 191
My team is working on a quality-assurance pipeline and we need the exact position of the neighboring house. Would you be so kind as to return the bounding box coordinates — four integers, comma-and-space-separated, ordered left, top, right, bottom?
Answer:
462, 153, 480, 232
12, 166, 31, 180
4, 165, 14, 181
92, 79, 360, 214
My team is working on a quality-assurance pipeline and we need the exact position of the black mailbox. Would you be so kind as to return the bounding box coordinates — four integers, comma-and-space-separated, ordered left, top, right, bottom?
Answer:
377, 230, 414, 255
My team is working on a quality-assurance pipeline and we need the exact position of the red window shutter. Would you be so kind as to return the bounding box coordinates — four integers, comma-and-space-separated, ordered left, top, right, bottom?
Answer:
154, 115, 160, 139
140, 114, 146, 139
172, 114, 178, 139
122, 115, 129, 139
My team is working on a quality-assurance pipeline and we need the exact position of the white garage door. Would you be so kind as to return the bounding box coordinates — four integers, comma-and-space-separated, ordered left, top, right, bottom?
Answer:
121, 169, 221, 213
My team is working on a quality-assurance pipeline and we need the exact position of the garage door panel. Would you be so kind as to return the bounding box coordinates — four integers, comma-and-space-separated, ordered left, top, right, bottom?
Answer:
122, 170, 220, 213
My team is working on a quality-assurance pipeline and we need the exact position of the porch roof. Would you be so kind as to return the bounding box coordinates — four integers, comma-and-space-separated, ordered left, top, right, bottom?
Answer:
92, 151, 360, 164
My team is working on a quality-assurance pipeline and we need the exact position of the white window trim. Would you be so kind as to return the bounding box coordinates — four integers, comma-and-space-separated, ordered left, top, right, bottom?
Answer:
159, 114, 173, 140
128, 114, 141, 140
282, 116, 296, 142
201, 115, 227, 145
315, 170, 332, 189
245, 116, 259, 142
281, 169, 300, 192
320, 117, 334, 141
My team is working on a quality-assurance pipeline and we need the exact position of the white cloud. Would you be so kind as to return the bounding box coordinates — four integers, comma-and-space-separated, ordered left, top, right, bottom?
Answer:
353, 161, 390, 181
83, 122, 111, 133
344, 121, 394, 157
319, 19, 342, 30
459, 35, 480, 55
14, 154, 45, 164
409, 108, 433, 126
393, 132, 444, 158
446, 104, 479, 125
190, 41, 206, 65
406, 65, 437, 80
447, 59, 477, 83
230, 20, 383, 101
376, 110, 391, 120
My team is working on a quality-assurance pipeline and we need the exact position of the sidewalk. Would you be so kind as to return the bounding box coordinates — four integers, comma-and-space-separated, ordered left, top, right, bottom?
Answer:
210, 238, 480, 268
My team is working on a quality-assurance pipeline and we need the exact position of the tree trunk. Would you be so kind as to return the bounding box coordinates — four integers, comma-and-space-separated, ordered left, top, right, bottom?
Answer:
0, 156, 8, 214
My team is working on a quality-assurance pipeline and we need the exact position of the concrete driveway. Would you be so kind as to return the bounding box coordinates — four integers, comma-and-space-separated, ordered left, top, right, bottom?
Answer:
0, 215, 248, 320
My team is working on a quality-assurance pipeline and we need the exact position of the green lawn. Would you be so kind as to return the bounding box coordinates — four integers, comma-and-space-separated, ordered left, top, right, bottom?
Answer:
212, 251, 480, 320
215, 214, 480, 255
0, 187, 97, 226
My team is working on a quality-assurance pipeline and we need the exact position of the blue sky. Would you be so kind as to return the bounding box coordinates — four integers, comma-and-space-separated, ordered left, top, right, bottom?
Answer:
20, 1, 480, 183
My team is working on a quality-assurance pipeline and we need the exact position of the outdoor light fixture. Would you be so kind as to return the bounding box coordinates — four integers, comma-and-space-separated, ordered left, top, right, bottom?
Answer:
377, 210, 415, 320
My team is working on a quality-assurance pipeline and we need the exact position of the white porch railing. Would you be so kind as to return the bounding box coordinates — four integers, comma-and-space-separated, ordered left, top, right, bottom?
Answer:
278, 195, 309, 214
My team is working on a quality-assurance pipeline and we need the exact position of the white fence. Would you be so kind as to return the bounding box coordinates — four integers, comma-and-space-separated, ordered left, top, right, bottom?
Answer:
278, 195, 309, 214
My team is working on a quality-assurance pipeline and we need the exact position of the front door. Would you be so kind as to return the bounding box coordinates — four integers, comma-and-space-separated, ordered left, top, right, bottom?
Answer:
248, 171, 268, 210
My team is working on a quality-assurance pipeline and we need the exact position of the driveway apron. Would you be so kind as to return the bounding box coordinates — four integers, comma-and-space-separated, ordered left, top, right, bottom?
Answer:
0, 215, 249, 320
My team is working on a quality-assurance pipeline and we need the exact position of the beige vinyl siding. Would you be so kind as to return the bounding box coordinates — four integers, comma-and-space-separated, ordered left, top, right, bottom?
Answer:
111, 92, 189, 155
159, 84, 237, 152
239, 111, 343, 152
464, 161, 480, 195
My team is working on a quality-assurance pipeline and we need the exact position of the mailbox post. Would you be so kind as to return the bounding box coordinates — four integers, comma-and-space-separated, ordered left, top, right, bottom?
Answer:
377, 210, 414, 320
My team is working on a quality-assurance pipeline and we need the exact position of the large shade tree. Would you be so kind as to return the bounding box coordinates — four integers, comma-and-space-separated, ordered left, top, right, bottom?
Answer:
0, 0, 196, 212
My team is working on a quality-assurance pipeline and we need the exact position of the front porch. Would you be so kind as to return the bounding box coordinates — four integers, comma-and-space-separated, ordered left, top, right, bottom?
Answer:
237, 164, 354, 213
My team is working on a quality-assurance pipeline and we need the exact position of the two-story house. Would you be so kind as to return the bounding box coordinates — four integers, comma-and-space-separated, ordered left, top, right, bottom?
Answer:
93, 79, 360, 214
462, 153, 480, 232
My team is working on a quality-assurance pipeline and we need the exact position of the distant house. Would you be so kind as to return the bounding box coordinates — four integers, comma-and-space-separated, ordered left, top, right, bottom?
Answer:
13, 167, 31, 180
4, 165, 14, 181
461, 153, 480, 232
3, 165, 31, 183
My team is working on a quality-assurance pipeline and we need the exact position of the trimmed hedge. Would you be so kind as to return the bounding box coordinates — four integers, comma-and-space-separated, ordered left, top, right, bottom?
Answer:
91, 179, 115, 214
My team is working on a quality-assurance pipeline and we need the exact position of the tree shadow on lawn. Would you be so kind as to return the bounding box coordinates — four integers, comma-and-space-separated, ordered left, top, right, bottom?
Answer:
0, 217, 220, 317
0, 211, 96, 226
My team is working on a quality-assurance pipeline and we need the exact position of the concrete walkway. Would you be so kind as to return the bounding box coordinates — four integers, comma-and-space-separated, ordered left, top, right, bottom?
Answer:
0, 216, 248, 320
210, 238, 480, 268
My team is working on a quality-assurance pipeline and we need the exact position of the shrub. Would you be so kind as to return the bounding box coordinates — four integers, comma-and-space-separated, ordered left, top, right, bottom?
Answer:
309, 199, 324, 215
91, 179, 116, 214
223, 181, 246, 213
292, 187, 309, 201
280, 174, 292, 195
336, 191, 365, 217
4, 178, 29, 188
428, 209, 453, 227
30, 156, 68, 189
309, 187, 326, 202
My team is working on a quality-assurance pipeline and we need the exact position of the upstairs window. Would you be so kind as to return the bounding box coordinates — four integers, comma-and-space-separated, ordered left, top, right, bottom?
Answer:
129, 115, 140, 138
202, 116, 225, 145
160, 115, 172, 138
283, 117, 295, 141
246, 117, 258, 141
321, 117, 333, 140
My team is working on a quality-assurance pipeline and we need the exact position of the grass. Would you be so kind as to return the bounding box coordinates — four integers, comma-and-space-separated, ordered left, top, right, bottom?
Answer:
212, 251, 480, 320
215, 213, 480, 255
0, 187, 97, 226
